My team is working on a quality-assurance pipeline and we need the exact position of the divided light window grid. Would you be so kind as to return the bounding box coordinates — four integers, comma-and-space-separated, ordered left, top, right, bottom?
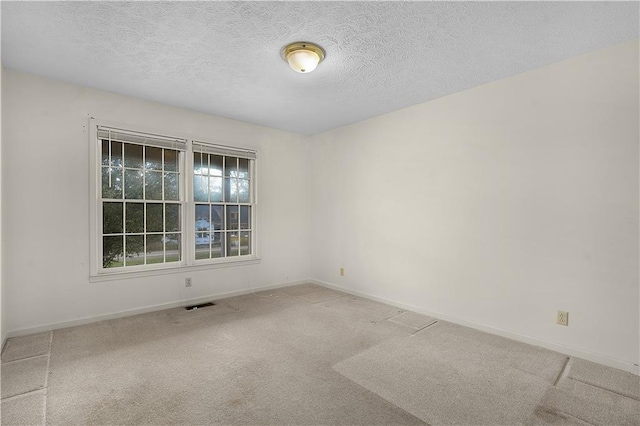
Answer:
94, 124, 256, 276
100, 131, 184, 270
193, 147, 253, 260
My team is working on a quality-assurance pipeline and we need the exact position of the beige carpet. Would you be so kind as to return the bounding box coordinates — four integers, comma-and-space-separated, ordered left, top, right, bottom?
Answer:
334, 321, 639, 425
2, 283, 638, 425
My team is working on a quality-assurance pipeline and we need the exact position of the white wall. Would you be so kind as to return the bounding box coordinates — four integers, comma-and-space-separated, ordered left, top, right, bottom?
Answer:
2, 70, 311, 334
1, 63, 5, 347
310, 40, 639, 371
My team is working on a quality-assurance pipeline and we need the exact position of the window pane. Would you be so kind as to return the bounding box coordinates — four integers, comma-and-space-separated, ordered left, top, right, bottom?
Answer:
164, 173, 179, 201
124, 143, 143, 169
224, 178, 238, 202
102, 167, 122, 199
146, 235, 164, 264
240, 206, 251, 229
194, 204, 211, 257
225, 157, 238, 177
195, 248, 210, 259
101, 140, 109, 166
194, 175, 208, 202
125, 203, 144, 233
165, 204, 181, 232
194, 152, 204, 175
209, 177, 223, 202
211, 205, 224, 232
164, 150, 178, 172
145, 147, 162, 170
146, 203, 164, 232
240, 231, 251, 256
226, 232, 239, 257
195, 226, 211, 259
165, 234, 181, 263
195, 204, 210, 231
125, 235, 144, 266
145, 171, 163, 200
195, 230, 210, 260
238, 179, 250, 203
103, 236, 123, 268
124, 169, 143, 199
111, 142, 123, 167
201, 155, 211, 176
226, 205, 239, 230
238, 158, 249, 179
210, 155, 223, 176
212, 232, 224, 258
103, 202, 123, 234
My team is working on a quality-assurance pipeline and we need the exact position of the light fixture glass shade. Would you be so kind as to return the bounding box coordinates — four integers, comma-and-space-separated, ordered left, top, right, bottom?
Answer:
287, 49, 320, 73
281, 42, 325, 74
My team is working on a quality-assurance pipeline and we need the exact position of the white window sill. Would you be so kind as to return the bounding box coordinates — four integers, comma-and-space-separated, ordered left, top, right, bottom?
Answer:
90, 256, 261, 282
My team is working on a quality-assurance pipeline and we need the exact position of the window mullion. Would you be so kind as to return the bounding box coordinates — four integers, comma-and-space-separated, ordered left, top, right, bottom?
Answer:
207, 154, 212, 259
161, 149, 165, 202
108, 136, 112, 187
123, 202, 127, 267
143, 202, 147, 265
222, 156, 226, 258
184, 148, 190, 266
142, 146, 146, 200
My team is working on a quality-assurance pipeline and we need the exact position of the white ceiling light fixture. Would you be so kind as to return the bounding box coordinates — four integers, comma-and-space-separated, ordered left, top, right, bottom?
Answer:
281, 42, 325, 74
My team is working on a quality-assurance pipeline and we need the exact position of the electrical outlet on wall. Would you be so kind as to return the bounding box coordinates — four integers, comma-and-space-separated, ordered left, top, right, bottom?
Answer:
340, 268, 345, 276
185, 277, 192, 288
557, 310, 569, 326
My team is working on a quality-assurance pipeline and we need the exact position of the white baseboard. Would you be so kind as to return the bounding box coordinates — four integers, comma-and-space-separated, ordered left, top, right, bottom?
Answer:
6, 279, 309, 339
310, 278, 639, 376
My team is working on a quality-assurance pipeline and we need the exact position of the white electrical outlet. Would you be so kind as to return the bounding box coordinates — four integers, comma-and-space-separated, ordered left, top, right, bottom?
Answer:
340, 268, 345, 276
185, 277, 192, 288
557, 310, 569, 326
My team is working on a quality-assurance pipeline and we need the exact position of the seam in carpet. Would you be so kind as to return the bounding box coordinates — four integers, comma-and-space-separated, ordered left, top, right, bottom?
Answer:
42, 330, 53, 424
1, 353, 50, 365
568, 376, 640, 401
372, 310, 407, 324
384, 311, 408, 322
539, 407, 596, 426
554, 357, 572, 387
310, 294, 348, 304
0, 388, 47, 403
1, 385, 46, 400
411, 321, 439, 335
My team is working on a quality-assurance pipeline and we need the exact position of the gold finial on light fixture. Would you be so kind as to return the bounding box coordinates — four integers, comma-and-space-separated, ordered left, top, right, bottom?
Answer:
281, 42, 325, 74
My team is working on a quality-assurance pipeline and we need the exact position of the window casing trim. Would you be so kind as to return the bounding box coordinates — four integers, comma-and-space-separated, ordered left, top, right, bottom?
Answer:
88, 257, 262, 283
89, 118, 260, 279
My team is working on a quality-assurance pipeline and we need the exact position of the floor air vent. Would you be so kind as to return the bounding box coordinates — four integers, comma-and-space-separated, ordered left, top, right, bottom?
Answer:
185, 302, 215, 311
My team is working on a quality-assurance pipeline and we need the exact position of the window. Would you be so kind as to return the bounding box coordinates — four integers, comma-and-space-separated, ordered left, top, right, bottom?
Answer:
90, 121, 257, 278
193, 143, 254, 261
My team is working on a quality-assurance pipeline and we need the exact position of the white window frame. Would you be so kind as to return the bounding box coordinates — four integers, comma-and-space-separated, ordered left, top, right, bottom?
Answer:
89, 118, 260, 281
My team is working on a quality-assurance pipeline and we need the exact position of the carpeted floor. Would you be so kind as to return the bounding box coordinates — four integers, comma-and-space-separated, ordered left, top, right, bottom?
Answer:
1, 283, 638, 425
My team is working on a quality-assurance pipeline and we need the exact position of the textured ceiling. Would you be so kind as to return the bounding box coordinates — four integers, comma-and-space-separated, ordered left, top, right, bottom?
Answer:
2, 1, 638, 135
